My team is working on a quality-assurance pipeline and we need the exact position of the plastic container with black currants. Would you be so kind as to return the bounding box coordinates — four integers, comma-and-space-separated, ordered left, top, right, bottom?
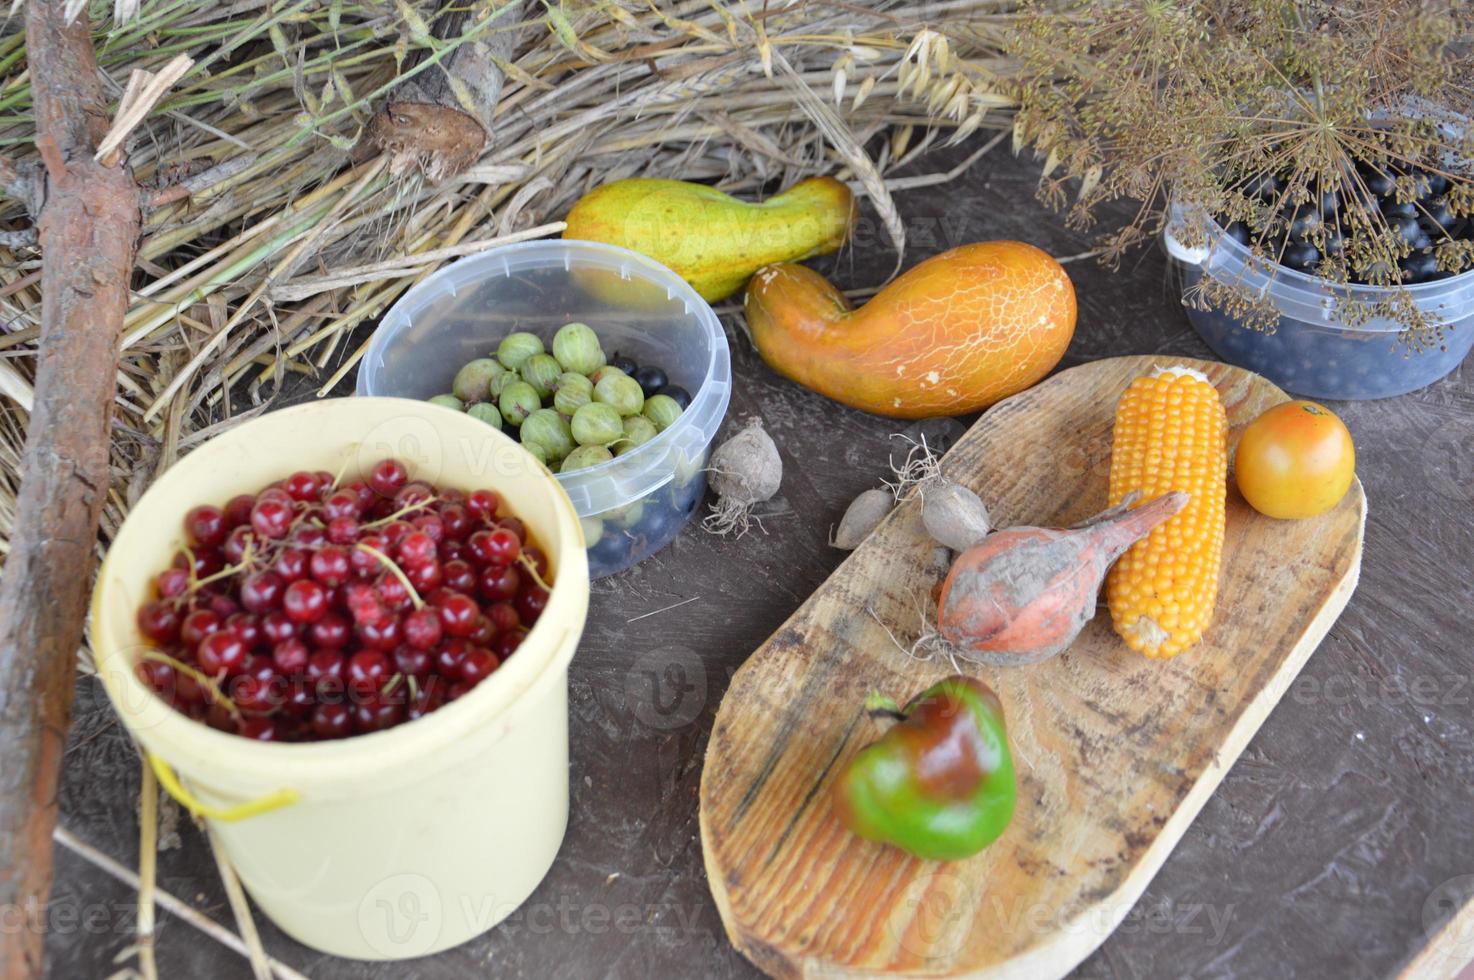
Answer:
1165, 163, 1474, 400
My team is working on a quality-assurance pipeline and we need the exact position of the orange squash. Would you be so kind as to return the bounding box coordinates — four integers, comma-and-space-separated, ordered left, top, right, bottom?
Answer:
744, 242, 1076, 418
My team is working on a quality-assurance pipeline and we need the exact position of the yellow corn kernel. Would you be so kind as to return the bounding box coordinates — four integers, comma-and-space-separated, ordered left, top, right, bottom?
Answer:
1106, 367, 1227, 658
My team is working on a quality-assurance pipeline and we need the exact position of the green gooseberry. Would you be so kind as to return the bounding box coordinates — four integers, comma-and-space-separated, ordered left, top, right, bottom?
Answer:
496, 331, 544, 371
588, 364, 627, 385
579, 516, 605, 548
520, 353, 563, 399
552, 322, 605, 375
498, 380, 541, 426
467, 402, 503, 429
428, 393, 464, 411
642, 394, 683, 432
489, 371, 520, 400
523, 441, 549, 466
616, 500, 646, 528
453, 358, 505, 403
553, 372, 594, 415
520, 408, 575, 461
561, 444, 614, 472
571, 402, 624, 446
615, 415, 658, 455
594, 373, 645, 417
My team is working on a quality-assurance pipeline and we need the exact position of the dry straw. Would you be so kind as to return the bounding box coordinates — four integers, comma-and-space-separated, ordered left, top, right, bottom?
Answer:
0, 1, 1021, 564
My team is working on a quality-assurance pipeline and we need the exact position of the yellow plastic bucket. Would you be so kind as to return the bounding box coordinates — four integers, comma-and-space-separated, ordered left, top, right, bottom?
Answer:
89, 398, 589, 960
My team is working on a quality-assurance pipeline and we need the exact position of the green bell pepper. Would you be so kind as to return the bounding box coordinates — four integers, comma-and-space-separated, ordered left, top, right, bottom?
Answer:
832, 675, 1016, 860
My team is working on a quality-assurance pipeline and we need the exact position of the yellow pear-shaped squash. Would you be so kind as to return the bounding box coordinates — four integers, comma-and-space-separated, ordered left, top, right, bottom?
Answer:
563, 177, 854, 301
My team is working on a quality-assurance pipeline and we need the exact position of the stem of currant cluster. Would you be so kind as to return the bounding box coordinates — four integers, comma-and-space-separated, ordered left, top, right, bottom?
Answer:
353, 543, 425, 610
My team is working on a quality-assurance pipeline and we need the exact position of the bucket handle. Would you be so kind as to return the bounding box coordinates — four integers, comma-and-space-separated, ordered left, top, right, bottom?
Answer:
147, 752, 299, 822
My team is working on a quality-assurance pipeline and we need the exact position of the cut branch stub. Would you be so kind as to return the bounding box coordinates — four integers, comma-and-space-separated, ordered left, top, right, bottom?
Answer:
362, 2, 523, 180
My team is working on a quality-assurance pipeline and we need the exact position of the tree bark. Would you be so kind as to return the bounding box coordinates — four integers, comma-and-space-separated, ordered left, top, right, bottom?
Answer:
0, 4, 142, 978
363, 1, 523, 179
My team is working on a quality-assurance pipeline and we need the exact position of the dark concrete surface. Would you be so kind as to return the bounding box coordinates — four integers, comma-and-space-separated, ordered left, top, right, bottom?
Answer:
45, 137, 1474, 978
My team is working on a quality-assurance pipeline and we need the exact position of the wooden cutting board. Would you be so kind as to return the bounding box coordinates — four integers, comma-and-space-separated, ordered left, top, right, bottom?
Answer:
699, 355, 1364, 979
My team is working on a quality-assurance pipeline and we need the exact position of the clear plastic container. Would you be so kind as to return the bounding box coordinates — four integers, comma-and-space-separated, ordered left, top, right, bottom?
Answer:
357, 240, 731, 577
1164, 203, 1474, 399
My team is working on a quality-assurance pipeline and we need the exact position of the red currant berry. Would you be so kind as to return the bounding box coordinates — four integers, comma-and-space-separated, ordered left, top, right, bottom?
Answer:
437, 593, 479, 637
408, 683, 446, 721
468, 616, 494, 645
398, 531, 436, 566
326, 515, 359, 545
410, 514, 444, 544
251, 498, 294, 540
222, 526, 259, 564
284, 471, 321, 502
346, 649, 390, 694
353, 694, 405, 734
350, 536, 388, 578
137, 658, 175, 693
516, 586, 549, 626
492, 627, 529, 660
311, 702, 352, 739
435, 639, 469, 676
394, 644, 434, 679
357, 614, 401, 651
226, 613, 266, 650
174, 547, 223, 580
446, 681, 472, 701
487, 601, 521, 633
240, 570, 285, 614
206, 593, 241, 620
238, 717, 282, 741
379, 520, 412, 546
283, 578, 328, 624
407, 560, 442, 593
438, 504, 472, 540
523, 547, 550, 582
402, 608, 443, 650
293, 524, 327, 549
497, 517, 525, 543
466, 489, 500, 520
479, 564, 520, 603
441, 559, 476, 593
181, 609, 223, 649
324, 491, 361, 521
309, 545, 351, 587
460, 648, 499, 686
136, 601, 181, 643
155, 567, 190, 599
469, 527, 520, 567
185, 505, 227, 549
306, 648, 345, 686
223, 494, 256, 529
261, 611, 297, 644
272, 637, 310, 673
271, 547, 308, 582
197, 630, 247, 676
309, 612, 351, 648
394, 482, 434, 510
438, 540, 465, 564
347, 481, 377, 511
368, 459, 409, 498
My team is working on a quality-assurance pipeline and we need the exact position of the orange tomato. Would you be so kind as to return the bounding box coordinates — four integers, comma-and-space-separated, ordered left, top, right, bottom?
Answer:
1235, 400, 1355, 519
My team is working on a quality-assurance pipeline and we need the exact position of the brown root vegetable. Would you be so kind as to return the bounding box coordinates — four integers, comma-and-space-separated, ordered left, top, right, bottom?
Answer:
921, 478, 991, 551
936, 492, 1188, 666
832, 488, 893, 550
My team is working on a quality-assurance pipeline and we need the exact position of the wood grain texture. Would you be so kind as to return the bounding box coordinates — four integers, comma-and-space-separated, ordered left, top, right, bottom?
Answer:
699, 355, 1365, 979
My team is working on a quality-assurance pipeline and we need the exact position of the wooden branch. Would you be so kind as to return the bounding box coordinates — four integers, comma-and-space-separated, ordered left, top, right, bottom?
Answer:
363, 1, 523, 179
0, 3, 143, 978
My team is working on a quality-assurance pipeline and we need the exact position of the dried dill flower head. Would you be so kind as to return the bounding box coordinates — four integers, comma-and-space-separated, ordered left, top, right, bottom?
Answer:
1008, 0, 1474, 350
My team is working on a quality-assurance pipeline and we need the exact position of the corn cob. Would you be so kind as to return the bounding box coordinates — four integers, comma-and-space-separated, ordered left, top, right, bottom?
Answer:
1106, 366, 1227, 658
